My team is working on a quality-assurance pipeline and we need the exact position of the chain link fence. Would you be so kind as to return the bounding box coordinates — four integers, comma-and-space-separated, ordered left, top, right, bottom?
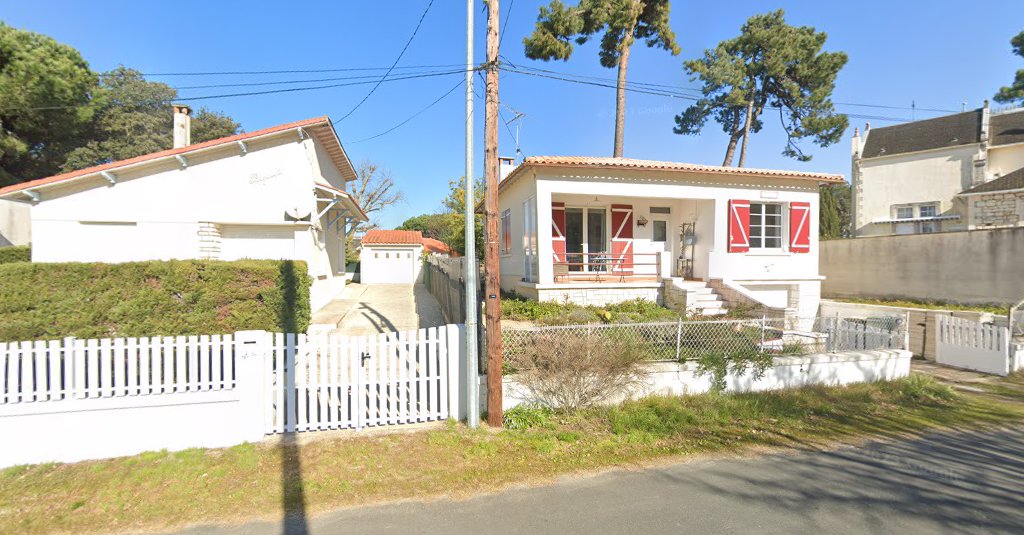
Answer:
502, 315, 906, 363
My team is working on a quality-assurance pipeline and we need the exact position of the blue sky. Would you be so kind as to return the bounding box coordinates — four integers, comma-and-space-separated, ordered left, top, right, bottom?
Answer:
3, 1, 1022, 228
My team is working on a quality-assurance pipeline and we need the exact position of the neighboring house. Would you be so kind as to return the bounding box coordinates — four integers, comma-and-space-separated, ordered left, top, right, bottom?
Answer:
0, 106, 367, 312
850, 103, 1024, 236
421, 237, 453, 255
359, 229, 424, 284
0, 199, 30, 247
495, 156, 841, 325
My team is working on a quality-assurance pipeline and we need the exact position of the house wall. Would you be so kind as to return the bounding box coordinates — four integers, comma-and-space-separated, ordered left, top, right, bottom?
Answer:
497, 170, 537, 291
989, 143, 1024, 178
27, 132, 350, 311
0, 199, 30, 247
820, 227, 1024, 305
499, 167, 824, 314
854, 144, 977, 236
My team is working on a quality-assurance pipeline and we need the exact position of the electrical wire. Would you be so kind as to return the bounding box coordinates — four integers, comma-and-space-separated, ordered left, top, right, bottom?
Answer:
334, 0, 436, 123
348, 79, 464, 143
171, 68, 468, 91
144, 63, 466, 77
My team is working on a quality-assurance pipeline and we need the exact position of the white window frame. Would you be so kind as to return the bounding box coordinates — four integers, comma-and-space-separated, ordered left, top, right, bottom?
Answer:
918, 203, 939, 218
749, 202, 784, 250
893, 205, 914, 219
500, 208, 512, 256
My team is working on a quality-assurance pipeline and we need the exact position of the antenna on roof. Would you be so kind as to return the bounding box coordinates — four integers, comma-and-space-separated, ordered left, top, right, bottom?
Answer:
911, 100, 915, 121
962, 101, 967, 112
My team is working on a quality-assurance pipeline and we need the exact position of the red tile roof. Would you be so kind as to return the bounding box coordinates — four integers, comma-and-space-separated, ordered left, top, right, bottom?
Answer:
0, 116, 354, 198
421, 237, 453, 255
361, 229, 424, 245
501, 156, 845, 190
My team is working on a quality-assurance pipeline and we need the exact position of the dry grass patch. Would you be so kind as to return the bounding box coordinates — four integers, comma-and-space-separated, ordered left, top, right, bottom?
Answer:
2, 375, 1023, 535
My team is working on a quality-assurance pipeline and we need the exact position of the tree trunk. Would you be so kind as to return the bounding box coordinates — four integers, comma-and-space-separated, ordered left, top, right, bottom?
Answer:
613, 42, 631, 158
484, 0, 503, 428
737, 97, 755, 168
721, 109, 742, 166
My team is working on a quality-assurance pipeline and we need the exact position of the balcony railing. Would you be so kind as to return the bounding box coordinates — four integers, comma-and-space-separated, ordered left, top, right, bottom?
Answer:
554, 252, 662, 283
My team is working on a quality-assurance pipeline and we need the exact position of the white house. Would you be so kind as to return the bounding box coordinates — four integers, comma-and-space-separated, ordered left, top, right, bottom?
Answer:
495, 156, 842, 325
0, 106, 367, 312
358, 229, 425, 284
851, 103, 1024, 236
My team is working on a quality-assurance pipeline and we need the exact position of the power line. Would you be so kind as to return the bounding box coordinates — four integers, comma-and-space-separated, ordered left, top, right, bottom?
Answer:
335, 0, 436, 123
171, 68, 467, 91
144, 63, 466, 77
501, 66, 917, 123
0, 69, 472, 113
348, 79, 464, 143
498, 0, 515, 49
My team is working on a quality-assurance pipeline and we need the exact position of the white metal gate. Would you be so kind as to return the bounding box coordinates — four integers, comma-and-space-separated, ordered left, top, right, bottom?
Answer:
936, 315, 1015, 375
264, 325, 458, 434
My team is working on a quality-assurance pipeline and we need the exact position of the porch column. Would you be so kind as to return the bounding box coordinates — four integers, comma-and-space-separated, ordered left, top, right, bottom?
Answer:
536, 181, 554, 285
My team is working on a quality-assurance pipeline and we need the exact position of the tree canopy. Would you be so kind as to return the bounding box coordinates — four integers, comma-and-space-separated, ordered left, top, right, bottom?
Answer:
0, 24, 241, 185
61, 67, 241, 172
524, 0, 680, 157
0, 23, 97, 186
673, 10, 847, 166
994, 30, 1024, 105
819, 182, 850, 239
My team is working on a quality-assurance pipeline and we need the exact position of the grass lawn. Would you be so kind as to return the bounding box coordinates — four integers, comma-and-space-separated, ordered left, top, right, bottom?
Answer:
2, 375, 1023, 535
827, 297, 1011, 315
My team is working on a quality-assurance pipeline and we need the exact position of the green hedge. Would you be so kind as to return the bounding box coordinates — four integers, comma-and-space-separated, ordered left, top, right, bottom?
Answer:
0, 245, 30, 264
0, 259, 311, 342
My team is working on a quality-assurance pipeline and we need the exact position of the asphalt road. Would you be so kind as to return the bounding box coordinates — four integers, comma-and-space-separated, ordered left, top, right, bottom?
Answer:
169, 426, 1024, 535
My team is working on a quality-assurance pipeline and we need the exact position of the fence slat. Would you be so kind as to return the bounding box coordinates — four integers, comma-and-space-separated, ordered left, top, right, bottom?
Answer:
0, 343, 7, 404
398, 331, 408, 424
353, 335, 364, 431
417, 329, 428, 422
438, 327, 448, 419
46, 339, 61, 401
422, 328, 433, 420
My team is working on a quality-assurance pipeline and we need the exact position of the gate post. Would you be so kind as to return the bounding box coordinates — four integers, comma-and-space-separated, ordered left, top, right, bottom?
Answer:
447, 324, 464, 421
235, 330, 271, 442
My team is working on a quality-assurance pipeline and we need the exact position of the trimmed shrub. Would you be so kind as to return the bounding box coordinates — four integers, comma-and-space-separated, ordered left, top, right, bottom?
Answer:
0, 259, 311, 341
0, 245, 30, 264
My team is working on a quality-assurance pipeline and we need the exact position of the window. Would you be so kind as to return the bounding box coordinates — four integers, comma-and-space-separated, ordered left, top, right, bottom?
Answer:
895, 206, 914, 219
652, 220, 667, 242
918, 204, 938, 218
920, 221, 939, 233
650, 206, 671, 215
500, 208, 511, 255
749, 202, 782, 249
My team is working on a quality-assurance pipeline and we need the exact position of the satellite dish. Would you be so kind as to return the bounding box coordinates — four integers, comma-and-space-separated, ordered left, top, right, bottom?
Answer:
285, 207, 311, 221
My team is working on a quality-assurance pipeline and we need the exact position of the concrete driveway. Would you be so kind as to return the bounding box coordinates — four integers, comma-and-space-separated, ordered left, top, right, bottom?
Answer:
310, 284, 445, 336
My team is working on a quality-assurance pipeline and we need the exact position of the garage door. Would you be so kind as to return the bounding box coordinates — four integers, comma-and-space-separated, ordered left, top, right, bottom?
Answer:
219, 225, 295, 260
362, 247, 416, 284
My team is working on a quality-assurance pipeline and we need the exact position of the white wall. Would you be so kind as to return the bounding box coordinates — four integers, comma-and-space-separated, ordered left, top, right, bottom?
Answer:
492, 349, 912, 410
989, 143, 1024, 178
0, 199, 30, 246
360, 244, 423, 284
855, 145, 976, 236
25, 132, 351, 312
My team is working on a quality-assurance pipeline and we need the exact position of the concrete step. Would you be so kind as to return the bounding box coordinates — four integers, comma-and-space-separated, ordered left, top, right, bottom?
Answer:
693, 307, 727, 316
690, 292, 720, 302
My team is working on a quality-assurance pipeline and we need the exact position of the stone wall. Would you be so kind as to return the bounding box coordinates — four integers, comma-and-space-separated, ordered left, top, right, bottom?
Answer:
820, 227, 1024, 305
969, 191, 1024, 227
535, 284, 661, 307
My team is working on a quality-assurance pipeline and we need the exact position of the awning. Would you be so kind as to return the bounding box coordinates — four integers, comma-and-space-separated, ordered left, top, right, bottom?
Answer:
870, 215, 960, 224
314, 182, 368, 222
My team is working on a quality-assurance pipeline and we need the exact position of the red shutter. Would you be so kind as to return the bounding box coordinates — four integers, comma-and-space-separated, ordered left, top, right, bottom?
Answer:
551, 202, 566, 263
789, 202, 811, 253
611, 204, 634, 273
728, 200, 750, 253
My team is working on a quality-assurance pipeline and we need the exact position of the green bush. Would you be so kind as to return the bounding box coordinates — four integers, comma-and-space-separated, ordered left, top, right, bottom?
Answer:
502, 404, 554, 430
500, 293, 679, 325
0, 259, 311, 341
0, 245, 30, 264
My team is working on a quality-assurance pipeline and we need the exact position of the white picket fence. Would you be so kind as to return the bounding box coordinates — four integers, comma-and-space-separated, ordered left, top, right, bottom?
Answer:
936, 315, 1018, 376
0, 325, 464, 467
0, 335, 236, 404
264, 327, 458, 434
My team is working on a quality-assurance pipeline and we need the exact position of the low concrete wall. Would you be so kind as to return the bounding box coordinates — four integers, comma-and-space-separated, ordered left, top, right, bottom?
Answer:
491, 349, 912, 410
0, 200, 30, 247
819, 299, 1006, 360
820, 228, 1024, 305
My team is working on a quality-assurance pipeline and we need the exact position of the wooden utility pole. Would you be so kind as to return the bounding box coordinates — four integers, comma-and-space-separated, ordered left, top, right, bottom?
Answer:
484, 0, 503, 428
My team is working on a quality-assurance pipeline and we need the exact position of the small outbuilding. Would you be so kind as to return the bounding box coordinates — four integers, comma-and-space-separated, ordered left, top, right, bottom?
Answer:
359, 230, 424, 284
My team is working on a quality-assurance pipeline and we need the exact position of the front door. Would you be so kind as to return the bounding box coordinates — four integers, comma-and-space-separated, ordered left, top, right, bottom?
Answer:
564, 208, 607, 272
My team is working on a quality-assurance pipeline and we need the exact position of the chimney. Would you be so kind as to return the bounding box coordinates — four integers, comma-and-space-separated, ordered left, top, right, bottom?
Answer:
498, 156, 516, 182
173, 104, 192, 149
